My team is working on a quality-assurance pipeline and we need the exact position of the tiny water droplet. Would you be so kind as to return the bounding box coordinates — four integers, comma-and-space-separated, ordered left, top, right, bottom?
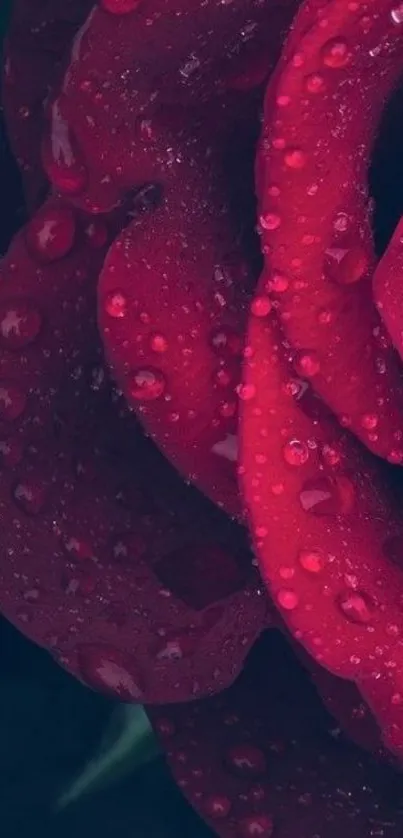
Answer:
226, 744, 267, 777
294, 350, 320, 378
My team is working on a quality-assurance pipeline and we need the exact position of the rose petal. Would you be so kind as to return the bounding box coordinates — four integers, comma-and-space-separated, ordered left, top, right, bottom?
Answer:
2, 0, 93, 210
41, 0, 299, 211
148, 630, 403, 838
240, 309, 403, 758
257, 0, 403, 463
98, 99, 262, 517
0, 195, 270, 704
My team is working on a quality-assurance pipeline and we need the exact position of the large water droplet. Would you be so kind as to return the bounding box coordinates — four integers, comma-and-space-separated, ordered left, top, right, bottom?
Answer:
283, 147, 307, 169
26, 206, 76, 262
0, 382, 26, 420
13, 479, 46, 515
104, 290, 128, 319
130, 367, 166, 401
0, 301, 42, 349
277, 588, 299, 610
321, 37, 350, 69
294, 350, 320, 378
282, 438, 310, 467
298, 549, 324, 573
337, 590, 374, 624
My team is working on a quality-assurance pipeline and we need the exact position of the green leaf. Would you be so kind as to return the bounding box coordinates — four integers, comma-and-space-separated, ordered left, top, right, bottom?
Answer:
56, 704, 160, 809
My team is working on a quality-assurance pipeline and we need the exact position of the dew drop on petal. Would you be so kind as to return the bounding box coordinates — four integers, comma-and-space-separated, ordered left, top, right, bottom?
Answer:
0, 301, 42, 349
277, 588, 299, 610
130, 367, 166, 401
283, 438, 310, 467
298, 549, 324, 573
26, 207, 76, 262
337, 590, 374, 624
283, 147, 307, 169
238, 814, 274, 838
204, 795, 232, 819
321, 37, 350, 69
294, 350, 320, 378
104, 290, 128, 319
226, 744, 267, 777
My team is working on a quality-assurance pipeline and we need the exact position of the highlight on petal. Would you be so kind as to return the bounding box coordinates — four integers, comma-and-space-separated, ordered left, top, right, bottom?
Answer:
149, 630, 403, 838
257, 0, 403, 463
2, 0, 93, 209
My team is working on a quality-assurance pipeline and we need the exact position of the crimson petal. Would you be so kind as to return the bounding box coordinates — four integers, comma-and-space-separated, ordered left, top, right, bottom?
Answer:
240, 309, 403, 758
257, 0, 403, 463
0, 196, 270, 704
2, 0, 93, 210
148, 631, 403, 838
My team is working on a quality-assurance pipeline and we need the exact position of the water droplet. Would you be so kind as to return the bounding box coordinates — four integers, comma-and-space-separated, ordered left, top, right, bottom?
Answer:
226, 744, 267, 777
238, 814, 274, 838
321, 37, 350, 69
251, 296, 272, 317
42, 99, 87, 195
284, 147, 307, 169
299, 475, 355, 515
298, 549, 324, 573
361, 413, 379, 430
62, 535, 96, 562
26, 206, 76, 262
337, 590, 374, 624
13, 479, 46, 515
304, 72, 326, 94
0, 383, 26, 420
321, 444, 341, 467
100, 0, 141, 11
0, 301, 42, 349
277, 588, 299, 610
150, 332, 169, 353
77, 644, 144, 700
204, 795, 232, 819
294, 350, 320, 378
154, 632, 198, 662
238, 383, 256, 401
85, 219, 109, 249
130, 367, 166, 401
209, 326, 242, 357
283, 438, 310, 467
259, 213, 281, 232
104, 290, 128, 319
266, 272, 289, 293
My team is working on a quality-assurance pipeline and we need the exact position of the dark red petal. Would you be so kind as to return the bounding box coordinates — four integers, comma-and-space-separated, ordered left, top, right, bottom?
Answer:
2, 0, 93, 210
240, 309, 403, 758
257, 0, 403, 463
41, 1, 299, 211
0, 196, 270, 703
98, 101, 261, 517
148, 631, 403, 838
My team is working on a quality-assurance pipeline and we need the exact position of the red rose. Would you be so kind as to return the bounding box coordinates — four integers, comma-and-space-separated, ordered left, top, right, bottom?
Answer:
3, 0, 403, 835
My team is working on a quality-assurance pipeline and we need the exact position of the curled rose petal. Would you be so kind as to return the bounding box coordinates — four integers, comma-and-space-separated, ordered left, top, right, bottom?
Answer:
2, 0, 93, 209
41, 0, 299, 211
0, 195, 271, 704
240, 309, 403, 758
148, 631, 403, 838
98, 100, 262, 517
257, 0, 403, 463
